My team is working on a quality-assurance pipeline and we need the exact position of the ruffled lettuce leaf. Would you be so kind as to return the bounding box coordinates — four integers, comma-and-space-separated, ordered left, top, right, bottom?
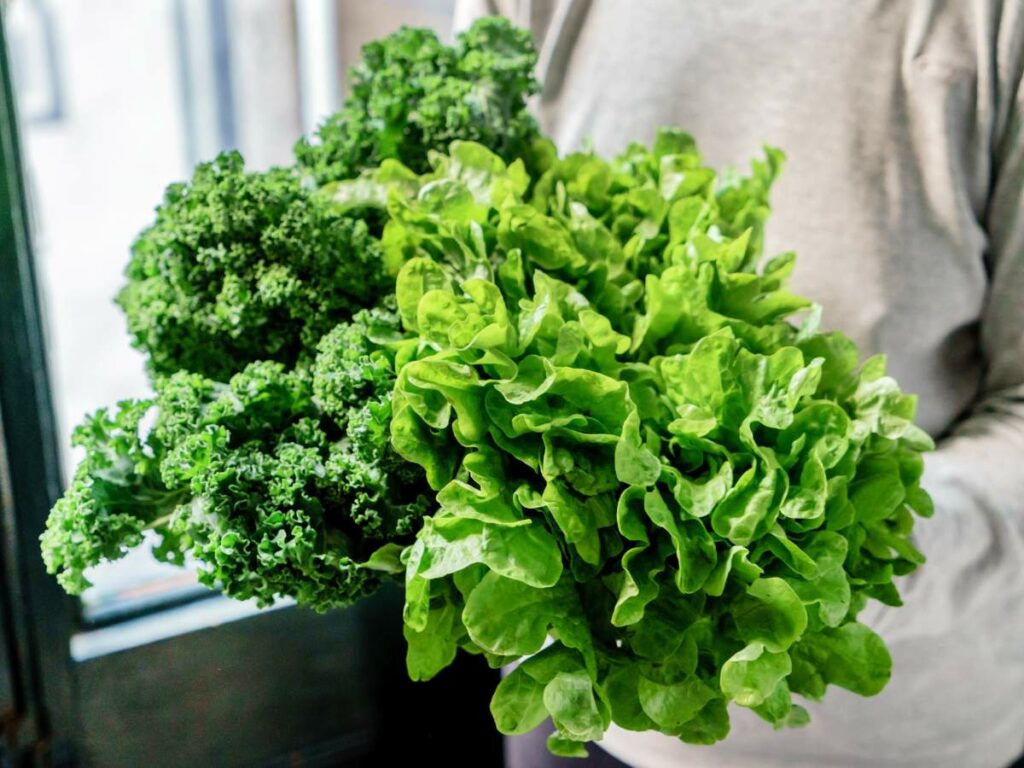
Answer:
385, 136, 933, 753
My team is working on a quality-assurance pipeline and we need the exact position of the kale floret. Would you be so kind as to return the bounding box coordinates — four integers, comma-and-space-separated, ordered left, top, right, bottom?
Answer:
295, 17, 540, 185
41, 313, 432, 611
118, 152, 389, 380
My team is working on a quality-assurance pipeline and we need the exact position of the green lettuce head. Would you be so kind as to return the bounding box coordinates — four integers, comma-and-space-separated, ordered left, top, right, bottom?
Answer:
378, 134, 933, 755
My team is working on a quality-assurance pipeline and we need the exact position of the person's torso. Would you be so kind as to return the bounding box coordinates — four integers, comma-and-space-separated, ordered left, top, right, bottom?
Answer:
525, 0, 1002, 438
505, 2, 1024, 766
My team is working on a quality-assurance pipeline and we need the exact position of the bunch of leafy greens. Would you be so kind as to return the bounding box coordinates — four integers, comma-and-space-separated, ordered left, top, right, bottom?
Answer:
40, 17, 935, 755
40, 308, 431, 611
295, 19, 540, 186
40, 17, 539, 608
369, 137, 933, 755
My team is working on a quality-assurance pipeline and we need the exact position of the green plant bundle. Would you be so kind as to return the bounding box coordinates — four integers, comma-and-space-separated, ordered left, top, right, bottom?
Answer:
39, 17, 935, 757
375, 137, 933, 753
41, 17, 539, 606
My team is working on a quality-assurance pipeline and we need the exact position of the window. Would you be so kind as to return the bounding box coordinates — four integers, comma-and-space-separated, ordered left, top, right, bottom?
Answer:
0, 3, 501, 764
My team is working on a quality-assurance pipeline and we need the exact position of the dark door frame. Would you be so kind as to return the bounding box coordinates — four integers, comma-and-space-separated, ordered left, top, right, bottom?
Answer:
0, 12, 77, 766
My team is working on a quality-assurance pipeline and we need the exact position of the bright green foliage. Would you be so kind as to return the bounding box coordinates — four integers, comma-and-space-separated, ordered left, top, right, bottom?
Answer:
41, 17, 933, 753
40, 400, 187, 595
42, 310, 432, 611
295, 17, 541, 185
381, 137, 933, 751
119, 151, 389, 380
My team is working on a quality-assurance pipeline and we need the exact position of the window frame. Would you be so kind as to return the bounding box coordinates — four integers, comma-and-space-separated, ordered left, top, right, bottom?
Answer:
0, 11, 77, 761
0, 13, 502, 767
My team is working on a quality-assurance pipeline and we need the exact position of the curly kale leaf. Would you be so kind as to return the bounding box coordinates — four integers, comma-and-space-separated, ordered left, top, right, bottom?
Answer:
295, 17, 540, 185
41, 311, 432, 611
40, 400, 188, 594
312, 305, 432, 541
118, 151, 389, 380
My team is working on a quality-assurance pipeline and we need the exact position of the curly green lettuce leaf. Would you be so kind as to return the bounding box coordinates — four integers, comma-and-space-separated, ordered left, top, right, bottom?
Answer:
385, 137, 933, 753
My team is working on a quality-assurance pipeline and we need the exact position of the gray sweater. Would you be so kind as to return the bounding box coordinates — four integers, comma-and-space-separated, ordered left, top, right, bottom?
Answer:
455, 2, 1024, 766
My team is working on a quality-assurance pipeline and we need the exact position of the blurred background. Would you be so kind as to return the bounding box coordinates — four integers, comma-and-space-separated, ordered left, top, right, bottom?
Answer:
11, 0, 456, 621
1, 2, 504, 765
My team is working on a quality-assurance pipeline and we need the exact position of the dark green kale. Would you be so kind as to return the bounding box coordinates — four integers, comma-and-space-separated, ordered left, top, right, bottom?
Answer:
312, 305, 432, 542
295, 17, 540, 185
43, 16, 548, 612
40, 400, 187, 595
42, 311, 431, 611
118, 151, 390, 380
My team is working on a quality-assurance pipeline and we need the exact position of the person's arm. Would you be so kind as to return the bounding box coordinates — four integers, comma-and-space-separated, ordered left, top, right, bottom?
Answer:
913, 33, 1024, 623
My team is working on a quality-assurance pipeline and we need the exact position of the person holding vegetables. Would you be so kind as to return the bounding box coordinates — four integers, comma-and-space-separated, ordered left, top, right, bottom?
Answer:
454, 1, 1024, 767
37, 10, 1021, 768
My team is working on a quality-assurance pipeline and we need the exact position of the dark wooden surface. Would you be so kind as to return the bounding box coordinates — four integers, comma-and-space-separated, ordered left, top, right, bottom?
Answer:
76, 603, 374, 767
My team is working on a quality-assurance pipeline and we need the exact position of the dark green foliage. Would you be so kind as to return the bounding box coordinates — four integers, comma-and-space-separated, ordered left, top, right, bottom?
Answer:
295, 17, 540, 185
42, 313, 432, 611
119, 152, 389, 380
43, 17, 543, 611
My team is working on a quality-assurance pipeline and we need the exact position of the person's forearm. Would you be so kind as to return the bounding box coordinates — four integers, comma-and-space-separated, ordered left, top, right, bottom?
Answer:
915, 385, 1024, 620
926, 386, 1024, 517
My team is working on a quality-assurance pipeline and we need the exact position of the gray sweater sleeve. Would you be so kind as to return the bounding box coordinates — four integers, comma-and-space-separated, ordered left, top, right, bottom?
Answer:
912, 6, 1024, 672
920, 0, 1024, 579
